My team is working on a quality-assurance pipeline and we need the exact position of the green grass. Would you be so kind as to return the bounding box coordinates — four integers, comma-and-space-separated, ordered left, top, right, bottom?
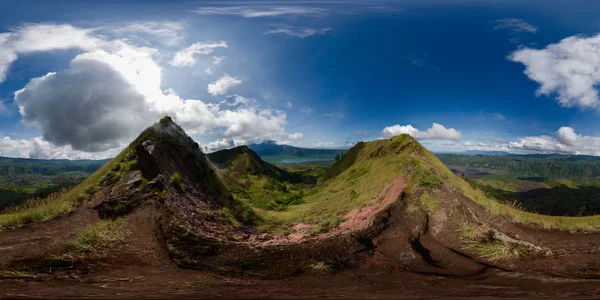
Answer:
461, 240, 529, 261
0, 150, 130, 228
458, 221, 528, 261
0, 269, 35, 279
254, 135, 421, 232
457, 222, 492, 241
63, 218, 129, 258
171, 172, 183, 191
419, 192, 441, 215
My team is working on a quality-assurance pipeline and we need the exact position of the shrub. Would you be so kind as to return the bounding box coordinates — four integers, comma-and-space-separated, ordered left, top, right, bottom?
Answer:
65, 219, 129, 258
171, 172, 183, 191
314, 216, 344, 233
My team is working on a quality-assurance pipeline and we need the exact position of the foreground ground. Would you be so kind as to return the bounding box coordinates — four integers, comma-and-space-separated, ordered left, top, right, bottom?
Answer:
2, 267, 600, 298
0, 205, 599, 299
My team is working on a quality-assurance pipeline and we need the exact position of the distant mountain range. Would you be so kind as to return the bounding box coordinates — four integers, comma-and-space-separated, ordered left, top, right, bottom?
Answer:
247, 140, 346, 157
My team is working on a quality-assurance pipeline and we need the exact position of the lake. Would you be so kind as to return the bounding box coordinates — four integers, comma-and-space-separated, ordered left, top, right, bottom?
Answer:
261, 155, 336, 164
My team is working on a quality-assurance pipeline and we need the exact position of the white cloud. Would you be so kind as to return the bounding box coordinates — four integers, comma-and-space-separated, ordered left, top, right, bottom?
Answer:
492, 113, 506, 121
494, 18, 538, 33
300, 106, 312, 114
508, 127, 600, 155
0, 136, 119, 160
15, 56, 152, 151
202, 138, 235, 153
204, 67, 213, 75
312, 141, 337, 148
0, 24, 105, 83
169, 41, 227, 67
191, 6, 328, 18
509, 34, 600, 109
286, 101, 293, 108
113, 21, 184, 46
1, 23, 299, 158
223, 94, 256, 107
287, 132, 304, 140
0, 98, 10, 115
264, 26, 330, 38
207, 74, 242, 96
213, 56, 225, 65
382, 123, 463, 140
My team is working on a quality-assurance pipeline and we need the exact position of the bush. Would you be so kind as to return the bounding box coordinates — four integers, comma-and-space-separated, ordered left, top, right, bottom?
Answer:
266, 194, 305, 211
171, 172, 183, 191
65, 219, 129, 258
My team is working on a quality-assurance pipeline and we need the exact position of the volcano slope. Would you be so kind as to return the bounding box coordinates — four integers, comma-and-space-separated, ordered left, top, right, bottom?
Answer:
1, 117, 600, 297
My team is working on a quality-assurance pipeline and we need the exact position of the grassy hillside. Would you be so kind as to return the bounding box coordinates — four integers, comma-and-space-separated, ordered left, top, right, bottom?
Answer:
255, 134, 600, 233
208, 146, 313, 212
254, 134, 429, 232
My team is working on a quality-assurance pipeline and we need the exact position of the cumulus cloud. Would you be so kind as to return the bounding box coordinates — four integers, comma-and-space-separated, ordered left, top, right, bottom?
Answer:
113, 21, 184, 46
0, 24, 104, 83
509, 127, 600, 155
287, 132, 304, 140
0, 136, 119, 160
382, 123, 462, 140
264, 26, 330, 38
15, 58, 151, 151
509, 34, 600, 109
169, 41, 227, 67
204, 67, 213, 75
213, 56, 225, 65
207, 74, 242, 96
202, 138, 235, 153
494, 18, 538, 33
191, 6, 328, 18
1, 23, 301, 158
0, 98, 10, 115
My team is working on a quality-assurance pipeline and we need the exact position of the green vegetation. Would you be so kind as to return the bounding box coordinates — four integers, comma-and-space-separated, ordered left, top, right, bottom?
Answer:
437, 153, 600, 180
0, 149, 129, 228
458, 222, 528, 261
440, 161, 600, 231
0, 156, 106, 210
313, 216, 344, 233
63, 219, 130, 258
171, 172, 183, 191
463, 177, 600, 216
0, 270, 35, 279
461, 240, 529, 261
254, 135, 424, 232
419, 192, 441, 215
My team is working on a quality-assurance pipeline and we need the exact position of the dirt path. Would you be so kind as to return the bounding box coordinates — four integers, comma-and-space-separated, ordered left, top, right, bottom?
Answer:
0, 207, 100, 267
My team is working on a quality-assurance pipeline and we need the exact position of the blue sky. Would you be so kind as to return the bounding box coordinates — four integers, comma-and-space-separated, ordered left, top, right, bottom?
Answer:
2, 0, 600, 159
